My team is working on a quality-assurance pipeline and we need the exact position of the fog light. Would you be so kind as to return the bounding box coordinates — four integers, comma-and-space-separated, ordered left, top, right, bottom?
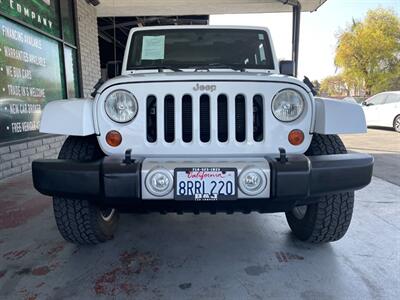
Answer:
145, 168, 173, 197
106, 130, 122, 147
239, 168, 267, 196
288, 129, 304, 146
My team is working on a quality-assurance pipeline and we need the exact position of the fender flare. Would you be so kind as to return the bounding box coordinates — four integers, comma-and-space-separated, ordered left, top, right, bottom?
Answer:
313, 97, 367, 134
40, 99, 96, 136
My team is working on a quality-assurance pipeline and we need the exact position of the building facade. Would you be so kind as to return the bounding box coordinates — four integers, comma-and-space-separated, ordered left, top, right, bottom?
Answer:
0, 0, 100, 180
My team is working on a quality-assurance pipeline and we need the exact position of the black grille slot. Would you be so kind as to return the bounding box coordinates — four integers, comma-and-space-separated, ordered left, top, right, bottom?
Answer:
200, 94, 210, 143
182, 95, 193, 143
253, 95, 264, 142
235, 94, 246, 142
217, 95, 228, 142
164, 95, 175, 143
146, 96, 157, 143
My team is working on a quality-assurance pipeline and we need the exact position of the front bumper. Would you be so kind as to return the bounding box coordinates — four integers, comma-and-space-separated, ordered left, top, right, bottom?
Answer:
32, 153, 373, 213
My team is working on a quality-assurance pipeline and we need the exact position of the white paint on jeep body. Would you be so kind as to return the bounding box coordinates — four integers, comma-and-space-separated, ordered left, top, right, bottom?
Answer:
314, 97, 367, 134
38, 25, 368, 157
95, 72, 311, 95
95, 73, 314, 157
40, 99, 95, 136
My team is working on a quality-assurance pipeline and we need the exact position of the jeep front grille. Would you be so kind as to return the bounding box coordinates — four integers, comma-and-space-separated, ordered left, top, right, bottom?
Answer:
235, 94, 246, 142
146, 96, 157, 143
181, 95, 193, 143
164, 95, 175, 143
146, 94, 264, 144
253, 94, 264, 142
199, 95, 211, 143
217, 95, 228, 142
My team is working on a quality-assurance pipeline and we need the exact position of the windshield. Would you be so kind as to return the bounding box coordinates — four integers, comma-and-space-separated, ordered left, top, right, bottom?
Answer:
127, 29, 275, 70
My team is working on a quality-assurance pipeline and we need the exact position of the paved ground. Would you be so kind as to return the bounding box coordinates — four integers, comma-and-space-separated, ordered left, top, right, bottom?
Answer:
341, 128, 400, 186
0, 128, 399, 300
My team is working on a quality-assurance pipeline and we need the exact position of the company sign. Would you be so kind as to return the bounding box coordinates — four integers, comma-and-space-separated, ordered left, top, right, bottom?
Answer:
0, 0, 60, 37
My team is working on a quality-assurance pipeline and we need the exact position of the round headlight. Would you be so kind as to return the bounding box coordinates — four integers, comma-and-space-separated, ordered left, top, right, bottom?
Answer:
105, 90, 138, 123
272, 89, 304, 122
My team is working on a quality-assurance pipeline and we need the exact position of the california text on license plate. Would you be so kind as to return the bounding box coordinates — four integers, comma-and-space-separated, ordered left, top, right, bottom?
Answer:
174, 168, 237, 201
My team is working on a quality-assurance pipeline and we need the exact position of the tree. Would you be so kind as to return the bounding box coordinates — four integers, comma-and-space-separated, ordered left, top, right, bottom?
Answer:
319, 75, 349, 97
335, 9, 400, 96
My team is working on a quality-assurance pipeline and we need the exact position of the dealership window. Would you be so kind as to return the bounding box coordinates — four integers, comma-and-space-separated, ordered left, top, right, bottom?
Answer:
60, 0, 77, 46
0, 0, 80, 145
64, 46, 80, 98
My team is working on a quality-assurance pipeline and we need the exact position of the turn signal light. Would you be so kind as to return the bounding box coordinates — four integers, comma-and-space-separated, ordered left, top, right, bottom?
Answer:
106, 130, 122, 147
288, 129, 304, 146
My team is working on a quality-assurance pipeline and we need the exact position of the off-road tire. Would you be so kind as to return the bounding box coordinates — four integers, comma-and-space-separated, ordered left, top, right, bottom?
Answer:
285, 134, 355, 243
53, 135, 119, 245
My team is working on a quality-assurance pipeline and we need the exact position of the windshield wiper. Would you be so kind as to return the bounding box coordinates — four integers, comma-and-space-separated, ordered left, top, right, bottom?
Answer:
192, 63, 246, 72
133, 66, 183, 72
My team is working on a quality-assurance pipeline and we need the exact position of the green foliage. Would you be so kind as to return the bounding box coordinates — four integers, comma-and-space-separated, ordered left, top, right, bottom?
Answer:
319, 75, 348, 97
335, 8, 400, 95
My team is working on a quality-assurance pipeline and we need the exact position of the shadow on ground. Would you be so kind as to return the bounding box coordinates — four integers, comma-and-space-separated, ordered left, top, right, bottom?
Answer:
0, 174, 399, 299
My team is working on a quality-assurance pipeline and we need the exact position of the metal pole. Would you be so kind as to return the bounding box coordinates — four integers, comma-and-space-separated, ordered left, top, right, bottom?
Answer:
292, 4, 301, 77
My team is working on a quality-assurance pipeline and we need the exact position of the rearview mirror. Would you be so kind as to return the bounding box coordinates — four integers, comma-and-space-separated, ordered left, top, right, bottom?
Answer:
279, 60, 294, 76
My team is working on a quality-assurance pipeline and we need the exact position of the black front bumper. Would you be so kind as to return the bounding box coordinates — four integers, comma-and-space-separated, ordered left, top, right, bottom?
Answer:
32, 153, 373, 213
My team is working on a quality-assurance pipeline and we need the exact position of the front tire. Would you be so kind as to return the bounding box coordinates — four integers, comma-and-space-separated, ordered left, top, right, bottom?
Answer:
394, 115, 400, 132
53, 136, 119, 245
285, 134, 355, 243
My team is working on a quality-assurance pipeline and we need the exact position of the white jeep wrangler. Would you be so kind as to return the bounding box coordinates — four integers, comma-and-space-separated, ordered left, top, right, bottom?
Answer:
32, 26, 373, 245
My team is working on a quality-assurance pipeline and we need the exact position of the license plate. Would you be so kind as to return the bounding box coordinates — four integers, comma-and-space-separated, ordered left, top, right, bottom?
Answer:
174, 168, 237, 201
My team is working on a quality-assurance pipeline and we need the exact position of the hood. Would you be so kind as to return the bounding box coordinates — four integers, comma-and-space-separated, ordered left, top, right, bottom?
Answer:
97, 71, 311, 94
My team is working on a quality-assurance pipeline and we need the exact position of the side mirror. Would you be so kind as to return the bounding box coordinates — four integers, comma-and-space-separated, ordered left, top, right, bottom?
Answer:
279, 60, 294, 76
106, 61, 122, 79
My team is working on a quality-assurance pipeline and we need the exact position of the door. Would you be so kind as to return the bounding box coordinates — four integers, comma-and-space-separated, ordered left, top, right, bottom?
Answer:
379, 94, 400, 127
363, 94, 388, 126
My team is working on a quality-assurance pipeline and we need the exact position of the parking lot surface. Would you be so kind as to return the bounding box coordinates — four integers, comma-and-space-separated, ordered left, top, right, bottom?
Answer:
0, 129, 399, 300
341, 128, 400, 186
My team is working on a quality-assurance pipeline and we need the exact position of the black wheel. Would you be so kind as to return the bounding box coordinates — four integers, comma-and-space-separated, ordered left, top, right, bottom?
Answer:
53, 135, 119, 245
285, 134, 354, 243
394, 115, 400, 132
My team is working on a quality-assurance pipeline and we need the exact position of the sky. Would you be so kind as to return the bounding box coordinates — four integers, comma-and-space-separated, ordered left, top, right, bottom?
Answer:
210, 0, 400, 81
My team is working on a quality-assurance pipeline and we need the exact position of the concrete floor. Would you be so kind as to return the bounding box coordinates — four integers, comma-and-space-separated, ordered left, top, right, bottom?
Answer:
0, 129, 399, 300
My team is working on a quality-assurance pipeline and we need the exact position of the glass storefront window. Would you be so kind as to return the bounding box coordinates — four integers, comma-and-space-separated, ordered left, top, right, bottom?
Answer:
0, 0, 80, 144
60, 0, 76, 45
0, 16, 64, 142
64, 46, 79, 98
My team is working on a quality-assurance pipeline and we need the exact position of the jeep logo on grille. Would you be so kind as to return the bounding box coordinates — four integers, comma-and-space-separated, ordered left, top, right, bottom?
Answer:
193, 83, 216, 92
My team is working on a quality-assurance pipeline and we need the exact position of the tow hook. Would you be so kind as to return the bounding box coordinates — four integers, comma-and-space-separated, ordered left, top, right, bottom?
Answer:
123, 149, 133, 164
278, 147, 288, 164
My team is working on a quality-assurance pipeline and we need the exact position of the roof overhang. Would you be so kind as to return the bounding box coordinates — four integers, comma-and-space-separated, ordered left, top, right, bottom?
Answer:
96, 0, 327, 17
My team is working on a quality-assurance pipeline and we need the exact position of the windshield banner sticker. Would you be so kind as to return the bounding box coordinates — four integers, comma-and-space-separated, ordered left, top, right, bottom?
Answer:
141, 35, 165, 60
